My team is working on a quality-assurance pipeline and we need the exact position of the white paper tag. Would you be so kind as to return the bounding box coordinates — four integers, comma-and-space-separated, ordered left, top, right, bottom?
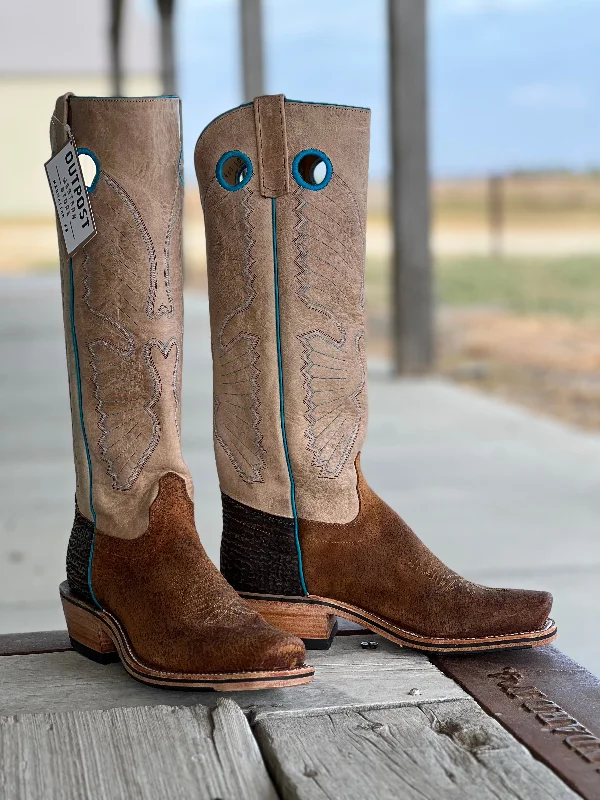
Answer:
45, 140, 96, 255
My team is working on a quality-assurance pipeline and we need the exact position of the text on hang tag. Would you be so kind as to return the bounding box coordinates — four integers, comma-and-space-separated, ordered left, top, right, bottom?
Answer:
45, 140, 97, 255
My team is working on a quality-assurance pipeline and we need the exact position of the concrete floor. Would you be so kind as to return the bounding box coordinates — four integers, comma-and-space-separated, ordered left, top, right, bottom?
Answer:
1, 275, 599, 674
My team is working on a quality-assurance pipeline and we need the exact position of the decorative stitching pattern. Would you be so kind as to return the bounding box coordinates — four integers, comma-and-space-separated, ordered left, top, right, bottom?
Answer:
293, 176, 367, 478
88, 337, 179, 491
82, 173, 182, 490
160, 181, 181, 318
145, 336, 181, 439
299, 329, 366, 478
103, 172, 175, 319
210, 185, 266, 483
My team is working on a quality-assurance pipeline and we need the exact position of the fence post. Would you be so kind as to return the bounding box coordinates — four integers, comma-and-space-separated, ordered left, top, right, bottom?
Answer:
240, 0, 265, 101
388, 0, 434, 374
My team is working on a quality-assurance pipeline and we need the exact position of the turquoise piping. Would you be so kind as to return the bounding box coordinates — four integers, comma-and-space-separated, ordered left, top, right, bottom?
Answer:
271, 199, 308, 596
69, 259, 102, 609
292, 149, 333, 191
197, 101, 253, 141
197, 99, 369, 145
72, 95, 179, 100
286, 99, 371, 111
76, 147, 101, 194
216, 150, 253, 192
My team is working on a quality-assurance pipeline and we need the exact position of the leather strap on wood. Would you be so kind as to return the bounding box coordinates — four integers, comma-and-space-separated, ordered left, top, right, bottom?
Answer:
253, 95, 289, 198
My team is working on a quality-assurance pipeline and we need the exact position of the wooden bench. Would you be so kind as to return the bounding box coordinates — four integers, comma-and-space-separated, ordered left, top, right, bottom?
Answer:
1, 628, 597, 799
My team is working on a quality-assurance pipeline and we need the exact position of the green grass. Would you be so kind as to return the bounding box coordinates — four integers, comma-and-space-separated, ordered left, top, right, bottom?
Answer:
437, 255, 600, 319
366, 254, 600, 320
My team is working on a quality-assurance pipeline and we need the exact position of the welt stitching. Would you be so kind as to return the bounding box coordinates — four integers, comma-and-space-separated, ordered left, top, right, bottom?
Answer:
272, 595, 554, 642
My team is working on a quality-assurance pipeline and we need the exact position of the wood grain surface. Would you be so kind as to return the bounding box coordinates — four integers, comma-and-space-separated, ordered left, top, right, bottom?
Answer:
256, 698, 579, 800
0, 699, 277, 800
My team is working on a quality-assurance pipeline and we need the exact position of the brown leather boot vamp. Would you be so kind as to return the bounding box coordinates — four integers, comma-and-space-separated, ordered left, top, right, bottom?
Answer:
223, 459, 556, 653
61, 474, 313, 689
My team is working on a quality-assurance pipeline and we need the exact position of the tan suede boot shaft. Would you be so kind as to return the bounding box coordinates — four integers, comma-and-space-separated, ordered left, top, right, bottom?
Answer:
198, 96, 556, 653
53, 95, 313, 689
195, 96, 370, 523
51, 95, 192, 538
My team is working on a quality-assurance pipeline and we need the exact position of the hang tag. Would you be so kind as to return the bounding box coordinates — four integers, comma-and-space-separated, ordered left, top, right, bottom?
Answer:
45, 139, 96, 255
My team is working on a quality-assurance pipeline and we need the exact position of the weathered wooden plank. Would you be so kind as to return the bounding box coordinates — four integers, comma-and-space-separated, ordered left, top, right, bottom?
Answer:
0, 699, 277, 800
255, 698, 579, 800
211, 699, 279, 800
434, 646, 600, 800
0, 637, 465, 718
0, 630, 71, 657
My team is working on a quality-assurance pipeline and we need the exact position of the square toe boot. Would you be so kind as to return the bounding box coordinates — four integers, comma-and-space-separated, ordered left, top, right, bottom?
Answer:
51, 94, 313, 689
194, 95, 557, 653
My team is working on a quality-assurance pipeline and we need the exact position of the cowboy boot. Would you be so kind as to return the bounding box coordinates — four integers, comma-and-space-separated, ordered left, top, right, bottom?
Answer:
194, 95, 557, 653
51, 93, 313, 689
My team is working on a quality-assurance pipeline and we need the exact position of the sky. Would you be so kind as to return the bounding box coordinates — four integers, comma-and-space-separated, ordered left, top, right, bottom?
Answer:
139, 0, 600, 179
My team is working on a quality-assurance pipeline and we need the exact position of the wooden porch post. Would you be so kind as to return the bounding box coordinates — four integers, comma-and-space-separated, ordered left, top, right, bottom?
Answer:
239, 0, 265, 101
109, 0, 124, 97
157, 0, 177, 96
388, 0, 434, 374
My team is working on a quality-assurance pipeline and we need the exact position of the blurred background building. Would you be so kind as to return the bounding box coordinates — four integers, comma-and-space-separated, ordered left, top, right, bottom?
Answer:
0, 0, 160, 268
1, 0, 599, 672
3, 0, 600, 421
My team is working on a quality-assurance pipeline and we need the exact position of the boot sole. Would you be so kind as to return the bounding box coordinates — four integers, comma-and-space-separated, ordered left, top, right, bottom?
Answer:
241, 592, 558, 653
59, 582, 314, 690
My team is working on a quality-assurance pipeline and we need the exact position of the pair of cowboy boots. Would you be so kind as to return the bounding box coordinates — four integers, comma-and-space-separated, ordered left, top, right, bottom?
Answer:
51, 93, 556, 691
